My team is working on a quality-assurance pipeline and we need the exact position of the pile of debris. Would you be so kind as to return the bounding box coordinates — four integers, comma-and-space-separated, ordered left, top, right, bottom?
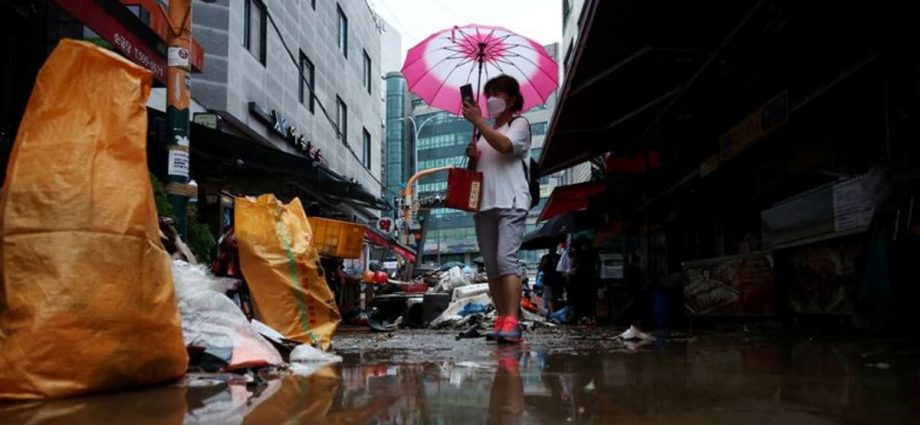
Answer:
346, 261, 558, 338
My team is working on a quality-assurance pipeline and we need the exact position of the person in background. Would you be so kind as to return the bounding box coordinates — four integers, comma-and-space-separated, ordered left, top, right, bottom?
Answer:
570, 235, 600, 324
462, 75, 532, 344
538, 247, 564, 313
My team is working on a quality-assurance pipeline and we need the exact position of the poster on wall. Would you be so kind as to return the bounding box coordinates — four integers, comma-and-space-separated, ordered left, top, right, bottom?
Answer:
832, 176, 874, 232
683, 253, 775, 315
782, 237, 860, 314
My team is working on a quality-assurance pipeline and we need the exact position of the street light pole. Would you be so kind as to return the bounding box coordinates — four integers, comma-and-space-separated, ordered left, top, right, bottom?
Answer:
403, 114, 440, 175
165, 0, 193, 238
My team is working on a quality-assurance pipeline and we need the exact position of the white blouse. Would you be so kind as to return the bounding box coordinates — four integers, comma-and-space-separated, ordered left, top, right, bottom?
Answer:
474, 116, 532, 211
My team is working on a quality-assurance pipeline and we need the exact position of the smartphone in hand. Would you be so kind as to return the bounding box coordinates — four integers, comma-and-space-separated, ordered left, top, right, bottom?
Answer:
460, 84, 474, 106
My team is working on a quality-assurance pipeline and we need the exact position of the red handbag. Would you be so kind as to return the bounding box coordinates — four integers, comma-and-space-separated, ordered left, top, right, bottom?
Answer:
444, 158, 482, 212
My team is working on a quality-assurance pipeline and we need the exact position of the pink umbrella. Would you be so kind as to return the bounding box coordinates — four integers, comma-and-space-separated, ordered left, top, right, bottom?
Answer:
402, 24, 559, 116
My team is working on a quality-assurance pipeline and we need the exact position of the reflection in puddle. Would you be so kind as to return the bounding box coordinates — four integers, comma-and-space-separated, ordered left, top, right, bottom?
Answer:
1, 338, 918, 424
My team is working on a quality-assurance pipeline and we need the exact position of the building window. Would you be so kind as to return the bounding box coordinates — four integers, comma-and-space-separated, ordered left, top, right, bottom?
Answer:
362, 128, 372, 168
244, 0, 267, 65
577, 2, 589, 29
530, 147, 543, 161
337, 4, 348, 58
530, 122, 548, 136
563, 0, 573, 27
363, 50, 372, 94
299, 51, 315, 113
563, 42, 574, 72
336, 96, 347, 144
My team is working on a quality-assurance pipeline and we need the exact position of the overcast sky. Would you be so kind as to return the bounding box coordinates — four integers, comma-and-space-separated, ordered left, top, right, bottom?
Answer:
370, 0, 562, 65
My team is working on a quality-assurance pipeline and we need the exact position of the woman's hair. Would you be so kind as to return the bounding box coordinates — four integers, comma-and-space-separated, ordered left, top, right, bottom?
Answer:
484, 74, 524, 112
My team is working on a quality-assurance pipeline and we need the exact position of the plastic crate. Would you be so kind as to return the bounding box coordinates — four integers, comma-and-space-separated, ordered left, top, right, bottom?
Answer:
309, 217, 365, 259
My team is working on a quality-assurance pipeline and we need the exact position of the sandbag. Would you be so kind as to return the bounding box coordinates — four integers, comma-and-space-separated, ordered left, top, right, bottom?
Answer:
0, 39, 188, 399
235, 195, 341, 350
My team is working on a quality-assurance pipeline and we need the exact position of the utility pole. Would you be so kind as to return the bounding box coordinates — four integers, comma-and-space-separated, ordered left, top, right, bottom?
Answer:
165, 0, 193, 238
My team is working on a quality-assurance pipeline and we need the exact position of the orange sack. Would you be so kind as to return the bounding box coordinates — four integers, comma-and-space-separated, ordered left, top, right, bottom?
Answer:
0, 39, 188, 399
235, 195, 341, 350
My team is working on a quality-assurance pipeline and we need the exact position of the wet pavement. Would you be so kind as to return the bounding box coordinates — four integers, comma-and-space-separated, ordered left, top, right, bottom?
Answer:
1, 327, 918, 424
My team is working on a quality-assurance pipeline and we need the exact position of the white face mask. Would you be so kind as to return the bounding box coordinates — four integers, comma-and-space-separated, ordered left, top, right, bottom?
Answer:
486, 96, 507, 118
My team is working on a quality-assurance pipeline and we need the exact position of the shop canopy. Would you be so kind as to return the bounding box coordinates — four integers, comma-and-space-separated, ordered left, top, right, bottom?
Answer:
187, 118, 390, 212
54, 0, 206, 84
538, 181, 605, 222
521, 210, 603, 251
364, 227, 417, 263
537, 0, 761, 176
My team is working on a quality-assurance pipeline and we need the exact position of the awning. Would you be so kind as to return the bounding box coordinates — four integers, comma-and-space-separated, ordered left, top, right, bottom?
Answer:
187, 119, 390, 211
54, 0, 206, 84
538, 181, 605, 222
538, 0, 762, 176
521, 210, 603, 251
365, 228, 417, 263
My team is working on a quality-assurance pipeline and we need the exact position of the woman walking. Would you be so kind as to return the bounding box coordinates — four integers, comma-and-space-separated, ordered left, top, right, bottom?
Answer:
462, 75, 532, 344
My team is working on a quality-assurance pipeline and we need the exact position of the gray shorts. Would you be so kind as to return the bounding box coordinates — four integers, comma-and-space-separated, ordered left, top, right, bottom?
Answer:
474, 208, 528, 279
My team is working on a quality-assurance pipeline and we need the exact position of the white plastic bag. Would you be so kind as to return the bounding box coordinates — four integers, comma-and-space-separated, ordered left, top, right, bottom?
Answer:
447, 266, 469, 288
429, 293, 493, 328
172, 261, 283, 370
452, 283, 490, 302
289, 344, 342, 376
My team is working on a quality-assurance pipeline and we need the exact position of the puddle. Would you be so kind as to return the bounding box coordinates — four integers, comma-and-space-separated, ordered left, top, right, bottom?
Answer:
1, 335, 918, 424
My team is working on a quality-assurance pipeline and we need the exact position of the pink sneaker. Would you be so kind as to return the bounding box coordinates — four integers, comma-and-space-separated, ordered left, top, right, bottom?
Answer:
496, 317, 524, 344
485, 316, 506, 341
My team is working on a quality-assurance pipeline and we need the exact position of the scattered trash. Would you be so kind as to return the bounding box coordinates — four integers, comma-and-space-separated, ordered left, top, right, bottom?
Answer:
459, 303, 489, 317
433, 266, 471, 293
456, 325, 483, 340
521, 308, 547, 324
172, 261, 283, 372
452, 283, 490, 302
251, 319, 300, 355
289, 344, 343, 376
160, 216, 198, 264
549, 306, 574, 324
368, 317, 402, 332
430, 293, 493, 328
616, 325, 656, 342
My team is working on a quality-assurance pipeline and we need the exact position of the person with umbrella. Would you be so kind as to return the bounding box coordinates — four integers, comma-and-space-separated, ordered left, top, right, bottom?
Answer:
402, 24, 559, 343
462, 75, 532, 343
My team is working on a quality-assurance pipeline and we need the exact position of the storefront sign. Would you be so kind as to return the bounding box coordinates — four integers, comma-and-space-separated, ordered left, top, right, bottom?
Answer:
376, 217, 394, 234
249, 101, 310, 152
719, 91, 788, 161
192, 112, 221, 130
55, 0, 167, 82
782, 236, 860, 314
832, 175, 874, 232
683, 253, 775, 315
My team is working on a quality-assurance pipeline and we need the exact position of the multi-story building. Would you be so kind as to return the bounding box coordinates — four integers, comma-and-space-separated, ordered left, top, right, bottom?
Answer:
559, 0, 593, 185
413, 44, 562, 266
379, 15, 412, 211
192, 0, 384, 211
384, 72, 413, 208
